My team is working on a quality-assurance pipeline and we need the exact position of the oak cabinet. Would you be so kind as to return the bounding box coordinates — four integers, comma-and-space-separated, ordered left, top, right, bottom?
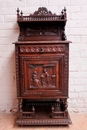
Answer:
14, 7, 72, 125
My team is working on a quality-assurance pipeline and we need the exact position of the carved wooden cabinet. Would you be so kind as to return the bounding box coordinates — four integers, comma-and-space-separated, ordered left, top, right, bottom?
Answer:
14, 7, 72, 125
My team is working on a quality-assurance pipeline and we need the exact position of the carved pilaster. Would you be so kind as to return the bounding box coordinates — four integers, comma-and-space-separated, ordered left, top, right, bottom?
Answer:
15, 45, 20, 97
64, 44, 69, 96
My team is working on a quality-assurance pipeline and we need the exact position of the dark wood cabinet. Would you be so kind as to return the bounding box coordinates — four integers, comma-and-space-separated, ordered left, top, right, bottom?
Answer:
13, 7, 72, 125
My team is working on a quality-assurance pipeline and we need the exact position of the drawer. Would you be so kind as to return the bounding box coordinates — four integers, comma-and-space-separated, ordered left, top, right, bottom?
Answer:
19, 45, 66, 53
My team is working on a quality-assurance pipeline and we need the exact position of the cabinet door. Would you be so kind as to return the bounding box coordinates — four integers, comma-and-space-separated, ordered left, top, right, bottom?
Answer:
17, 44, 69, 99
19, 52, 68, 99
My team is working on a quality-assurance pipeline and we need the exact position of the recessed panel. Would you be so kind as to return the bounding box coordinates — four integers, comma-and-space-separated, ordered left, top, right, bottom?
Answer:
24, 61, 59, 90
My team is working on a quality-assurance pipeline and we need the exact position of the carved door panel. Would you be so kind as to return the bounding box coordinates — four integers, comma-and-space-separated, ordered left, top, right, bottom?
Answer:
20, 53, 68, 99
25, 61, 59, 90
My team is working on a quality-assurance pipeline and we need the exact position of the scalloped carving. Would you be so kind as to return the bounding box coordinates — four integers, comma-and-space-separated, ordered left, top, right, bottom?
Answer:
19, 45, 65, 53
30, 7, 57, 16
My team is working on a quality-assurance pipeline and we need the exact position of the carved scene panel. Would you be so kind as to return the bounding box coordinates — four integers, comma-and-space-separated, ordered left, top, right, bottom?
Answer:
19, 54, 66, 97
24, 61, 59, 90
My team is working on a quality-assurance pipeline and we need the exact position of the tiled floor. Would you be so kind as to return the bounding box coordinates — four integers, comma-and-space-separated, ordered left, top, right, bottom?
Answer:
0, 113, 87, 130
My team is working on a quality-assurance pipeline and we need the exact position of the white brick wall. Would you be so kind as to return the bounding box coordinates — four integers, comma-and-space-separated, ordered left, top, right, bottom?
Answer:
0, 0, 87, 113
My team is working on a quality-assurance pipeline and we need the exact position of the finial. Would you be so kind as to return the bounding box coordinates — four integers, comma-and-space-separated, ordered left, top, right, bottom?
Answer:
64, 7, 67, 19
61, 9, 64, 15
17, 8, 20, 15
20, 11, 23, 16
64, 7, 66, 13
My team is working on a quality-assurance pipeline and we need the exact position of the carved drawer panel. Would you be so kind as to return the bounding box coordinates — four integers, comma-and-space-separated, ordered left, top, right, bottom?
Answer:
19, 45, 66, 53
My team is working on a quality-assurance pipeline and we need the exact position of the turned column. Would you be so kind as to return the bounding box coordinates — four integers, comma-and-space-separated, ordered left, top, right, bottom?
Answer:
18, 99, 23, 118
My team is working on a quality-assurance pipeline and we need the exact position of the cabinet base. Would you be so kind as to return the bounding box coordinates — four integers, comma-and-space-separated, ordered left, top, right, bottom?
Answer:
16, 114, 72, 126
16, 100, 72, 126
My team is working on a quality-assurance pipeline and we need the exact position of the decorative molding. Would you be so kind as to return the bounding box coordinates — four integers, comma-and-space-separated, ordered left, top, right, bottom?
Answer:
16, 118, 71, 125
15, 46, 20, 97
64, 45, 69, 96
25, 102, 60, 106
20, 57, 25, 94
20, 45, 65, 53
59, 55, 64, 92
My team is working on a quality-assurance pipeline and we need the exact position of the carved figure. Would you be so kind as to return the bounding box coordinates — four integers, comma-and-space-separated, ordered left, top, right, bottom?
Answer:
43, 68, 50, 84
41, 74, 45, 86
32, 71, 40, 87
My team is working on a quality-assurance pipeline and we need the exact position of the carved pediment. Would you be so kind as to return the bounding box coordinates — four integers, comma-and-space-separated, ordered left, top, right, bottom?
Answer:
30, 7, 57, 16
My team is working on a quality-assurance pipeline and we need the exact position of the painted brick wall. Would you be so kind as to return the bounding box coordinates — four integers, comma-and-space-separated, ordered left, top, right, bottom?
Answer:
0, 0, 87, 113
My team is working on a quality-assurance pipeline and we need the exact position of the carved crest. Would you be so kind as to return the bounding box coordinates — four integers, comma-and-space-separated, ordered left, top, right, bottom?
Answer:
30, 7, 56, 16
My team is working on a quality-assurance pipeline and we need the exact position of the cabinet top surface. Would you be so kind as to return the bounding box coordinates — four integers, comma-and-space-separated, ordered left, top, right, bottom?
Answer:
13, 40, 72, 44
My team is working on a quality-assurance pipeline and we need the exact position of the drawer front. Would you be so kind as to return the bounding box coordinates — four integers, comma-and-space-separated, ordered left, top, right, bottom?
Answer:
19, 45, 66, 53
